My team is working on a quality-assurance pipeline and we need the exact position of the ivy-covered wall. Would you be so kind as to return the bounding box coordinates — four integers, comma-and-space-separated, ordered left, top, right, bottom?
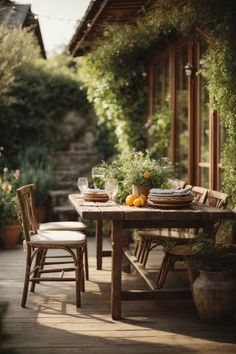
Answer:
79, 0, 236, 206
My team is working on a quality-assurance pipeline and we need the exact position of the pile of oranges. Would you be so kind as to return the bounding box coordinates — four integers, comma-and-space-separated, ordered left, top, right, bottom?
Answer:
125, 193, 147, 207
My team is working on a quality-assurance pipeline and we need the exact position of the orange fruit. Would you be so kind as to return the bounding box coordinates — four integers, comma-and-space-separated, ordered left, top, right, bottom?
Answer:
125, 193, 138, 206
140, 194, 147, 203
133, 197, 143, 207
139, 197, 145, 206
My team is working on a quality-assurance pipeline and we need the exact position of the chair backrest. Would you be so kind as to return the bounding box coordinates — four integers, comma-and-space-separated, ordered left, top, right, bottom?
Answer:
191, 186, 208, 204
205, 189, 229, 236
16, 184, 38, 242
206, 189, 228, 209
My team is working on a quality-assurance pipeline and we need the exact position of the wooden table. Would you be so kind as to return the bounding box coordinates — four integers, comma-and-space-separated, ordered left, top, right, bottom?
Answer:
69, 194, 235, 320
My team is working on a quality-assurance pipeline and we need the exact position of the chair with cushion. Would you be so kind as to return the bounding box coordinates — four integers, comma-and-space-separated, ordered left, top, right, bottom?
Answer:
17, 184, 88, 308
135, 186, 208, 268
30, 184, 88, 280
156, 189, 229, 289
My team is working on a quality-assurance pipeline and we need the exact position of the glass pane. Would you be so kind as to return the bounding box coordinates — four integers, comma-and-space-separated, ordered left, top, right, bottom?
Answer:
151, 58, 171, 160
175, 44, 188, 180
219, 120, 225, 164
154, 63, 162, 110
199, 76, 209, 163
199, 38, 210, 186
218, 119, 225, 189
199, 167, 209, 188
164, 58, 170, 107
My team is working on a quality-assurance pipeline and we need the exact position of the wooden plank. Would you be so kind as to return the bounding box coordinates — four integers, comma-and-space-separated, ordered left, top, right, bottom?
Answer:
123, 249, 157, 290
121, 289, 191, 301
1, 240, 236, 354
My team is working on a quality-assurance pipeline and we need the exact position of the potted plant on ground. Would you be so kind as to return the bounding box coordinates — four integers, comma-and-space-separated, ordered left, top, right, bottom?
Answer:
0, 169, 21, 249
189, 233, 236, 324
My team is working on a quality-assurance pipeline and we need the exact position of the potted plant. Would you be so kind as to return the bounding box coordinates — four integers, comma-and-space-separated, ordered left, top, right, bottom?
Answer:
189, 233, 236, 324
122, 150, 173, 197
101, 150, 174, 202
0, 170, 21, 249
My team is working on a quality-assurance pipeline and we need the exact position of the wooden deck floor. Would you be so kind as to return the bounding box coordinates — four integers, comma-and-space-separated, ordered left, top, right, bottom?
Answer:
0, 236, 236, 354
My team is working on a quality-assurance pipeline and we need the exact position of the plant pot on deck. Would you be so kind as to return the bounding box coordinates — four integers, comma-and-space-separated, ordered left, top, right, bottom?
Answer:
0, 222, 22, 249
193, 270, 236, 324
132, 185, 151, 198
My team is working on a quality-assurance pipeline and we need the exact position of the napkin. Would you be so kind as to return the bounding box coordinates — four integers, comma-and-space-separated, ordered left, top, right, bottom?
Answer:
149, 187, 193, 196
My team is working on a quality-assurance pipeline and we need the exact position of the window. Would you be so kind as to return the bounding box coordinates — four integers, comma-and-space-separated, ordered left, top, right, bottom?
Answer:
148, 31, 224, 189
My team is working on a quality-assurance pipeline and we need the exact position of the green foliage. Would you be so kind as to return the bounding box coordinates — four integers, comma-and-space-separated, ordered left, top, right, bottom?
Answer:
0, 24, 92, 167
203, 35, 236, 207
18, 146, 54, 207
0, 23, 39, 104
100, 150, 173, 203
0, 168, 20, 228
79, 0, 236, 206
0, 55, 90, 166
147, 107, 172, 158
189, 232, 236, 272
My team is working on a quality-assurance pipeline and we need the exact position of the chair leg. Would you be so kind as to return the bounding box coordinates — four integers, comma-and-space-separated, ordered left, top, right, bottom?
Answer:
134, 238, 140, 257
156, 253, 178, 289
139, 238, 149, 264
30, 249, 44, 292
142, 238, 154, 267
136, 237, 144, 262
21, 251, 32, 308
84, 242, 89, 281
75, 248, 82, 307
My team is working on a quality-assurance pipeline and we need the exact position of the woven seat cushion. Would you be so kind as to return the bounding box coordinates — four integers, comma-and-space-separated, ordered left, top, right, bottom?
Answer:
31, 230, 86, 246
39, 221, 86, 232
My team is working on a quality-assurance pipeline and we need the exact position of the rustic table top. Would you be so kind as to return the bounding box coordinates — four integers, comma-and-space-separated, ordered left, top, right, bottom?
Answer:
69, 194, 235, 222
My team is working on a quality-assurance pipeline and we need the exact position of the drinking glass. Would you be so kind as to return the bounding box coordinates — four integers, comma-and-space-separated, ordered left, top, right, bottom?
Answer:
91, 167, 104, 189
105, 178, 118, 201
77, 177, 88, 194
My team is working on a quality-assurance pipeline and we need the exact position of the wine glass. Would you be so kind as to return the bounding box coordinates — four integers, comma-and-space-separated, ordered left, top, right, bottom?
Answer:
77, 177, 88, 194
91, 167, 104, 189
105, 178, 118, 201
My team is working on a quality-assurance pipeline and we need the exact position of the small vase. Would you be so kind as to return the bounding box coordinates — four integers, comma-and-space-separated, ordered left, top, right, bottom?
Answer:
193, 270, 236, 324
0, 222, 22, 249
132, 185, 150, 197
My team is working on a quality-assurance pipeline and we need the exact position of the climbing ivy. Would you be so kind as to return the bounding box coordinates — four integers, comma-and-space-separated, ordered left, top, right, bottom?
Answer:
79, 0, 236, 205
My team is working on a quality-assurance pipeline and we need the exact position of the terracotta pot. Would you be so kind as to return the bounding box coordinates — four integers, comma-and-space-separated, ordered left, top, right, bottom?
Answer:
36, 206, 47, 223
193, 270, 236, 324
132, 185, 150, 197
0, 222, 22, 249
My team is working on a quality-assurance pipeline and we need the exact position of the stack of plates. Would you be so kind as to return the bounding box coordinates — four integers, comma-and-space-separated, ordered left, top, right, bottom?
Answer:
147, 188, 194, 208
83, 189, 109, 202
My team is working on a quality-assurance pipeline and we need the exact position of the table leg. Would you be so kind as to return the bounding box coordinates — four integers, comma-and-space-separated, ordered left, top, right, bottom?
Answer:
203, 222, 215, 240
111, 220, 123, 320
96, 220, 103, 270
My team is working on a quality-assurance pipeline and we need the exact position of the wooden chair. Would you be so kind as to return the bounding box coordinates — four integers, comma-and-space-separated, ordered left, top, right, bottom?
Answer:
17, 184, 88, 308
30, 184, 88, 280
135, 186, 208, 268
156, 189, 229, 289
